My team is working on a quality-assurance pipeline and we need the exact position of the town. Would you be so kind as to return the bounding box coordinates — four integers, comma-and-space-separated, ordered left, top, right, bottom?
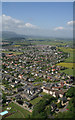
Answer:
1, 42, 75, 119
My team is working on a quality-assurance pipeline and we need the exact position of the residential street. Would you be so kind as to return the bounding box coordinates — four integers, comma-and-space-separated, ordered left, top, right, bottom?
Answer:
59, 101, 69, 113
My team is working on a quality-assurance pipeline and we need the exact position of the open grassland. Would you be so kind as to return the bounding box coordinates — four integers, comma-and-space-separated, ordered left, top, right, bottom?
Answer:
58, 47, 75, 63
4, 102, 31, 118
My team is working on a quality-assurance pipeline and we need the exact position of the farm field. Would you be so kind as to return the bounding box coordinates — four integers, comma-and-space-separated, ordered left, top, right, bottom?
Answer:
58, 47, 75, 63
57, 63, 75, 69
60, 68, 75, 76
3, 102, 31, 118
57, 63, 75, 76
32, 40, 67, 46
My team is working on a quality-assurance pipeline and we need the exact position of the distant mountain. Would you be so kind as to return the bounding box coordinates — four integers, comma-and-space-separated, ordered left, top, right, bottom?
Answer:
1, 31, 27, 39
1, 31, 73, 41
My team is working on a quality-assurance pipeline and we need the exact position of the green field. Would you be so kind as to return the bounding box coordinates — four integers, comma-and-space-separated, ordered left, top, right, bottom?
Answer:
60, 68, 75, 76
56, 47, 75, 76
30, 97, 42, 105
58, 47, 75, 63
57, 62, 75, 76
3, 102, 31, 118
31, 40, 67, 46
30, 92, 48, 105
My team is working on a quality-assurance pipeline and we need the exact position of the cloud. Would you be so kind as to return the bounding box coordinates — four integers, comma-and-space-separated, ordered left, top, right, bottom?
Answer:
25, 23, 37, 28
2, 14, 21, 24
2, 14, 38, 31
54, 26, 64, 31
67, 21, 75, 25
18, 22, 37, 29
1, 14, 73, 38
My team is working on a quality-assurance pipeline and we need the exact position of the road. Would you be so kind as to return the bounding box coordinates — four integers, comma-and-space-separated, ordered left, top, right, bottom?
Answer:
59, 102, 69, 113
6, 92, 23, 99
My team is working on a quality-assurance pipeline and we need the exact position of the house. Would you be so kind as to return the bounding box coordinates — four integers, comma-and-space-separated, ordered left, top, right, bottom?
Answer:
15, 95, 23, 100
57, 97, 67, 106
1, 85, 6, 91
42, 86, 66, 98
23, 85, 42, 100
28, 78, 35, 82
66, 79, 73, 84
10, 83, 16, 88
43, 87, 50, 94
16, 87, 24, 92
15, 79, 20, 84
23, 76, 28, 81
18, 74, 23, 79
58, 90, 65, 98
23, 101, 32, 108
6, 99, 11, 105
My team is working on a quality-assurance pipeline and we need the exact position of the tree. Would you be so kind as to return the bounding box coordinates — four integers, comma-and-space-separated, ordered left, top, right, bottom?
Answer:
66, 87, 75, 98
31, 95, 56, 118
2, 93, 6, 104
17, 100, 23, 105
63, 86, 66, 89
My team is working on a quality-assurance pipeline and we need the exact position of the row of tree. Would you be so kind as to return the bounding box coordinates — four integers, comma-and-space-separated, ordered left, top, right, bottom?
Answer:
31, 94, 56, 119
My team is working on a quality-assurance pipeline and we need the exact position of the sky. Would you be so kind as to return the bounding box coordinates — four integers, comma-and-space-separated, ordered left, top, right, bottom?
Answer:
2, 2, 73, 38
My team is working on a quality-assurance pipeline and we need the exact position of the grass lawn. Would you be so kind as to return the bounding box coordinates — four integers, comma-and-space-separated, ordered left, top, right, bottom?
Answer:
3, 102, 31, 118
30, 97, 42, 105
